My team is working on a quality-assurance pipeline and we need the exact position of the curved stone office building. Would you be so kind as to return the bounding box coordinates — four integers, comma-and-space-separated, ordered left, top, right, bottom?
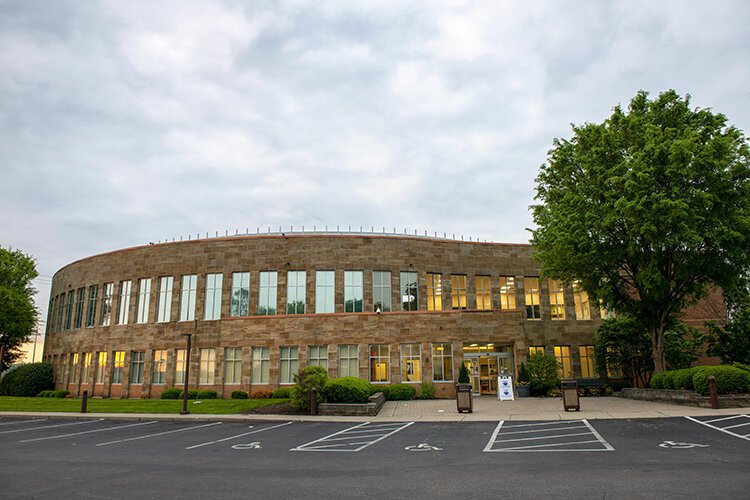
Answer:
44, 232, 610, 399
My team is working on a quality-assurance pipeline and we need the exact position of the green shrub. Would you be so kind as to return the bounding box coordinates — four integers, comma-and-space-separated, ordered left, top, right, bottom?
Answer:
692, 366, 750, 395
291, 365, 328, 411
272, 387, 292, 399
321, 377, 373, 404
0, 363, 54, 397
36, 390, 69, 398
458, 362, 471, 384
671, 367, 701, 390
650, 372, 668, 389
196, 390, 218, 399
608, 381, 632, 392
732, 363, 750, 374
231, 390, 248, 399
526, 352, 561, 396
517, 362, 531, 384
419, 381, 436, 399
377, 385, 390, 398
159, 388, 183, 400
386, 384, 416, 401
178, 389, 200, 399
547, 388, 562, 397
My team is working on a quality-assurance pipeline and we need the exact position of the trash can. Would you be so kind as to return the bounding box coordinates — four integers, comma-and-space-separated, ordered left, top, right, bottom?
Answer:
456, 384, 473, 413
561, 380, 580, 412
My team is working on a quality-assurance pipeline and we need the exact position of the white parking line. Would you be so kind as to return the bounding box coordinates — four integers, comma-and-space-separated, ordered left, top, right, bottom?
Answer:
703, 415, 746, 424
0, 419, 102, 435
186, 421, 293, 449
484, 420, 614, 452
686, 416, 750, 442
723, 421, 750, 430
20, 421, 158, 443
291, 422, 414, 452
0, 418, 47, 427
96, 422, 222, 447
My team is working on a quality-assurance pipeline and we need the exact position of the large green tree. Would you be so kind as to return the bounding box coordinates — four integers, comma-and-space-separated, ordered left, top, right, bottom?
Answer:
0, 247, 39, 372
531, 90, 750, 373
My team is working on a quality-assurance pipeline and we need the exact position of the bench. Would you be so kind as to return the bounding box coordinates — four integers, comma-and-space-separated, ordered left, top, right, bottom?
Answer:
576, 378, 607, 396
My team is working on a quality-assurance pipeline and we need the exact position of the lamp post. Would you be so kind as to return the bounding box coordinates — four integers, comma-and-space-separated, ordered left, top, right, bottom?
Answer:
0, 334, 6, 374
180, 333, 192, 415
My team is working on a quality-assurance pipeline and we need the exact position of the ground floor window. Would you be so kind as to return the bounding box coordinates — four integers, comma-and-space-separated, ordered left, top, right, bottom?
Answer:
554, 345, 573, 379
111, 351, 125, 384
152, 350, 167, 385
199, 348, 216, 384
224, 347, 243, 385
579, 345, 596, 378
82, 352, 91, 384
528, 346, 545, 356
95, 352, 107, 384
174, 349, 186, 385
129, 351, 145, 384
369, 345, 389, 383
280, 346, 299, 384
338, 345, 358, 377
252, 347, 270, 384
308, 345, 328, 370
432, 343, 453, 382
400, 343, 421, 383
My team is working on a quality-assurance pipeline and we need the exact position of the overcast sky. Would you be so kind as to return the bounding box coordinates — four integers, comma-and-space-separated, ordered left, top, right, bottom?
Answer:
2, 0, 749, 335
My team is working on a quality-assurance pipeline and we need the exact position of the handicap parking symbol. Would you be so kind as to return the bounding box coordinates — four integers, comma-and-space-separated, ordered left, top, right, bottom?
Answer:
659, 440, 709, 449
232, 441, 262, 450
405, 443, 443, 452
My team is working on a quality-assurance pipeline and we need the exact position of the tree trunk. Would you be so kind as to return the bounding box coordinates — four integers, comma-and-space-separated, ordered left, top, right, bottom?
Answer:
650, 315, 669, 373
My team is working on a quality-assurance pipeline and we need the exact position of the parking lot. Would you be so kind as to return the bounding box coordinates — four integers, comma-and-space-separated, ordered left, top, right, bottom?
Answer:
1, 415, 749, 499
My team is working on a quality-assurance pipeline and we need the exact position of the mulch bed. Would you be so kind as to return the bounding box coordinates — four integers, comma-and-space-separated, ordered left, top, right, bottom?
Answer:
242, 401, 307, 415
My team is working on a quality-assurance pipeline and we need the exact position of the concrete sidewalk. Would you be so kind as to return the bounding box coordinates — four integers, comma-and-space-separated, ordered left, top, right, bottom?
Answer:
1, 396, 748, 423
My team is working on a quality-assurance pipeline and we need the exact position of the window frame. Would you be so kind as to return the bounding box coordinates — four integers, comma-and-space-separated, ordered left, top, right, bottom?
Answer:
129, 351, 145, 384
344, 270, 364, 313
117, 281, 131, 325
230, 272, 250, 317
152, 349, 167, 385
85, 285, 98, 327
475, 275, 491, 310
372, 271, 392, 312
156, 276, 173, 323
224, 347, 243, 385
400, 343, 421, 383
286, 270, 306, 314
203, 273, 223, 320
315, 270, 335, 313
257, 271, 278, 315
136, 278, 152, 324
548, 279, 566, 320
308, 345, 328, 370
432, 343, 454, 382
338, 345, 359, 378
524, 277, 541, 319
400, 271, 419, 311
199, 348, 216, 385
426, 273, 442, 311
251, 347, 270, 384
279, 346, 299, 385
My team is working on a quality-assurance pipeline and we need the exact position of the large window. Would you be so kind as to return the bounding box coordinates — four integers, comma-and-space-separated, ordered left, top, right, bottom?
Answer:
369, 345, 389, 383
252, 347, 270, 384
152, 350, 167, 385
308, 345, 328, 370
81, 352, 91, 384
498, 276, 516, 310
528, 346, 545, 356
279, 346, 299, 384
315, 271, 335, 313
451, 275, 467, 310
579, 345, 596, 378
338, 345, 358, 377
549, 279, 566, 320
400, 343, 421, 383
230, 272, 250, 317
344, 271, 363, 312
65, 290, 74, 330
286, 271, 306, 314
400, 271, 418, 311
524, 277, 540, 319
111, 351, 125, 384
86, 285, 98, 327
554, 345, 573, 378
71, 353, 80, 384
199, 348, 216, 384
174, 349, 186, 385
100, 283, 114, 326
129, 351, 145, 384
427, 273, 442, 311
475, 276, 491, 310
95, 352, 107, 384
432, 343, 453, 382
136, 278, 152, 324
117, 281, 131, 325
156, 277, 173, 323
372, 271, 392, 312
74, 287, 85, 328
204, 273, 223, 320
224, 347, 242, 385
573, 281, 591, 320
258, 271, 277, 315
179, 275, 197, 321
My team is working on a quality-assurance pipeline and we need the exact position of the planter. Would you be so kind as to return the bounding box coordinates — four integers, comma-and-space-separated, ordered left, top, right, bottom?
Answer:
516, 384, 530, 397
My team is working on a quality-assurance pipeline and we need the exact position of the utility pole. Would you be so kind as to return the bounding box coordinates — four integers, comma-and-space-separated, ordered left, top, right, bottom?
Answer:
180, 333, 192, 415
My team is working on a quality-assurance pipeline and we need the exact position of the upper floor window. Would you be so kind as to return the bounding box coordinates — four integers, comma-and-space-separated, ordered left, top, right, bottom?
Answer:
230, 272, 250, 317
86, 285, 98, 327
400, 271, 418, 311
156, 276, 173, 323
548, 279, 566, 320
498, 276, 516, 310
204, 273, 223, 320
100, 283, 114, 326
258, 271, 278, 315
286, 271, 306, 314
116, 281, 131, 325
451, 275, 467, 310
315, 271, 335, 313
136, 278, 152, 324
524, 277, 540, 319
71, 288, 84, 329
344, 271, 363, 312
475, 276, 491, 310
372, 271, 392, 312
573, 281, 591, 320
179, 275, 197, 321
427, 273, 442, 311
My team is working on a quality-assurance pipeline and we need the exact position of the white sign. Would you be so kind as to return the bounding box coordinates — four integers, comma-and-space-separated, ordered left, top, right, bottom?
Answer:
498, 375, 515, 401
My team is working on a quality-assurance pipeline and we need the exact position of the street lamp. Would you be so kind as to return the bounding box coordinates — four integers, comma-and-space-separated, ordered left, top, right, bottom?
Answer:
180, 333, 192, 415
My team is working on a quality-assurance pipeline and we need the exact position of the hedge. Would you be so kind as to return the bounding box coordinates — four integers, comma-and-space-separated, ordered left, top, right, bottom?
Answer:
159, 388, 183, 400
272, 387, 292, 399
196, 390, 218, 399
290, 365, 328, 411
231, 390, 248, 399
385, 384, 416, 401
36, 390, 69, 398
0, 363, 54, 397
178, 389, 200, 399
419, 382, 436, 400
692, 366, 750, 395
321, 377, 373, 404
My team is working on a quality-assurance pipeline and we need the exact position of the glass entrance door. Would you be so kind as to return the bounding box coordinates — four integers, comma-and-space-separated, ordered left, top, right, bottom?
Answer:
463, 357, 480, 394
479, 356, 498, 395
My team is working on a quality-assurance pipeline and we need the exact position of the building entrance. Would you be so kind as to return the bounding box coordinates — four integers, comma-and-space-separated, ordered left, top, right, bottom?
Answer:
462, 343, 514, 396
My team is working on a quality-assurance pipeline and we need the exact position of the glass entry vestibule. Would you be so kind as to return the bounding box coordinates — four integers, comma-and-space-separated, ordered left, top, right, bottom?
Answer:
462, 343, 514, 396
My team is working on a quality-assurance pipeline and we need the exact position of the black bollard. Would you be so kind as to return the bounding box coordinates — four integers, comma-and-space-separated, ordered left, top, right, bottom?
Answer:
81, 390, 88, 414
708, 375, 719, 409
310, 387, 318, 416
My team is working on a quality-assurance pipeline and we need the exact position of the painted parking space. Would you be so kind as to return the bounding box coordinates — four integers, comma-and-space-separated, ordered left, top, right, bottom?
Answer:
186, 421, 294, 449
0, 418, 103, 436
291, 421, 415, 452
483, 419, 614, 452
95, 421, 223, 447
19, 420, 159, 443
686, 415, 750, 442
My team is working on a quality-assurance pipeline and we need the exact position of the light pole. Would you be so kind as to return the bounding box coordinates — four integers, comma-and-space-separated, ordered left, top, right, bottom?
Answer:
0, 334, 6, 374
180, 333, 192, 415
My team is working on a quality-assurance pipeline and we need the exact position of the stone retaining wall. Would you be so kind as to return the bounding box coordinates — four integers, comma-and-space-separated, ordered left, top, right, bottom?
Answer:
318, 392, 386, 416
621, 388, 750, 408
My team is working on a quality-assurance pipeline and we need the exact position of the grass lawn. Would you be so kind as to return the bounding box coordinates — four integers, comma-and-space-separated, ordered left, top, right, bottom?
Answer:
0, 396, 289, 414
